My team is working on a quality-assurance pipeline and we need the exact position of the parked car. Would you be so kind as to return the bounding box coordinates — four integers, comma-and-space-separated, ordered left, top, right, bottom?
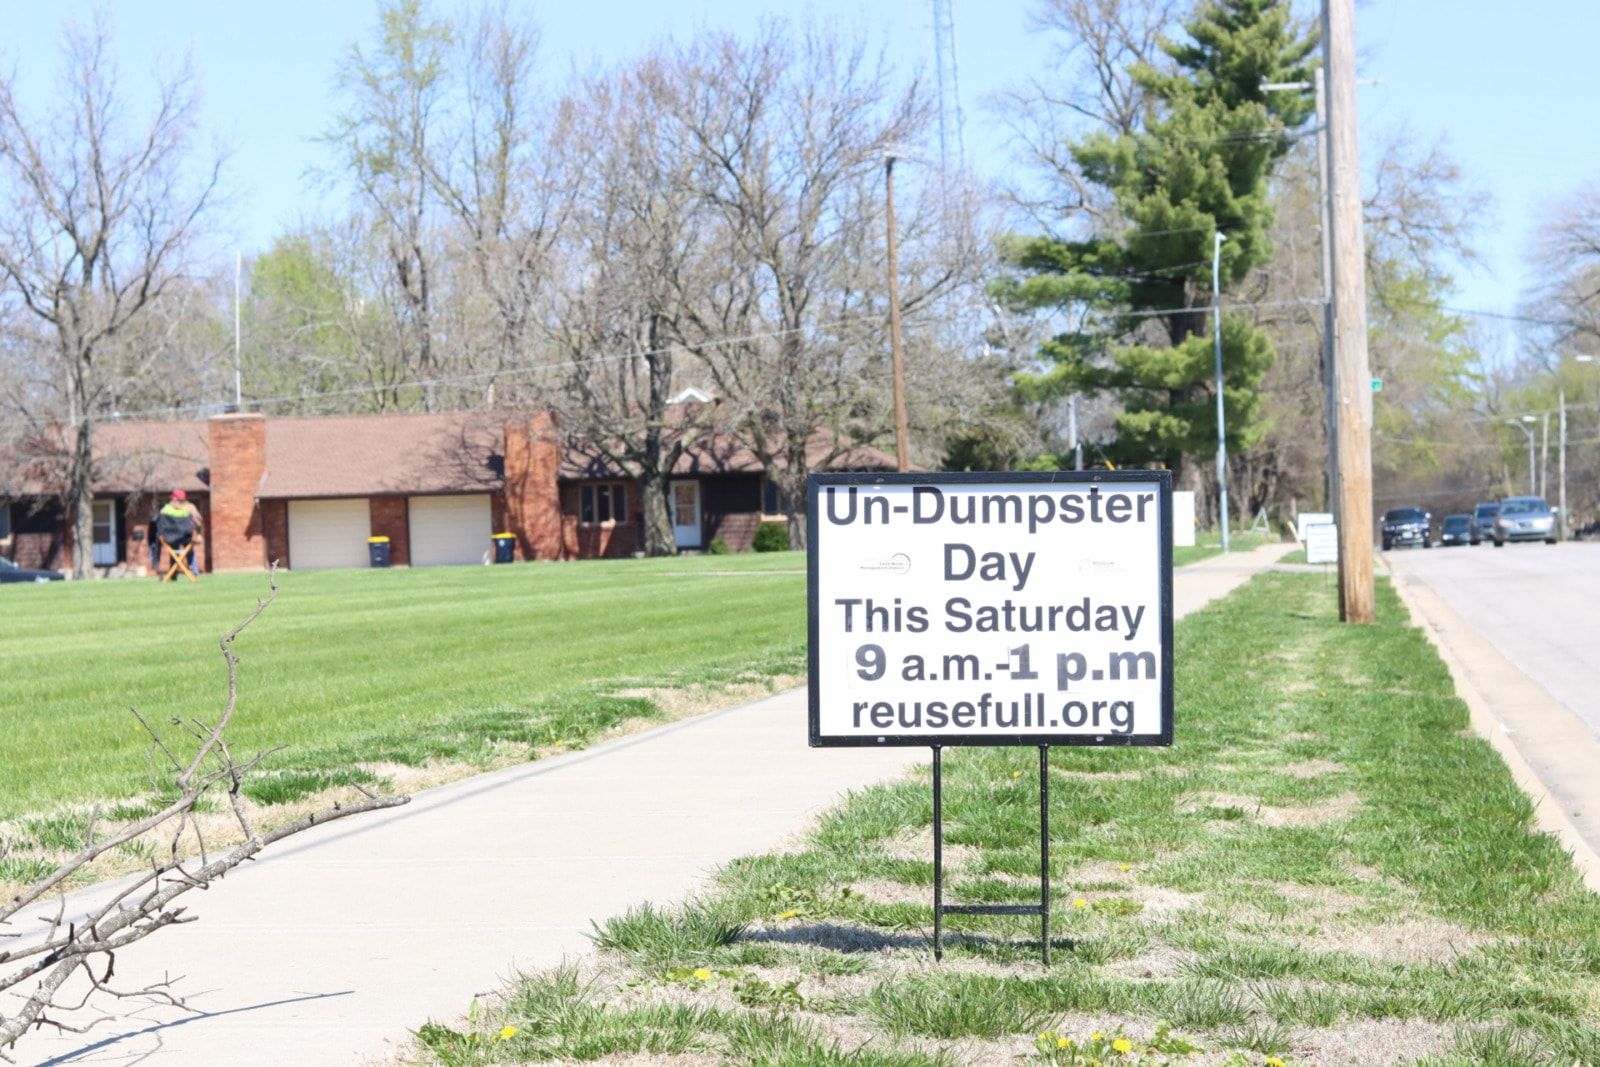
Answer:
1470, 502, 1499, 545
1493, 496, 1557, 546
1381, 506, 1432, 550
0, 556, 64, 582
1440, 513, 1472, 546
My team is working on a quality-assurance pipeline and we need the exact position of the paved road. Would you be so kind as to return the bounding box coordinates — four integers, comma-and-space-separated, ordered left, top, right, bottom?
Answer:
1386, 542, 1600, 887
12, 545, 1287, 1067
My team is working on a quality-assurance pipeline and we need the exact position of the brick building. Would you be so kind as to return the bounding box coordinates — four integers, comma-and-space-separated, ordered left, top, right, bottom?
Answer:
0, 411, 893, 575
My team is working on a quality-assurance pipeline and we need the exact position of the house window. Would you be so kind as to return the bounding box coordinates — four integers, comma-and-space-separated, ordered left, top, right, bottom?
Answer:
762, 478, 786, 517
580, 483, 628, 525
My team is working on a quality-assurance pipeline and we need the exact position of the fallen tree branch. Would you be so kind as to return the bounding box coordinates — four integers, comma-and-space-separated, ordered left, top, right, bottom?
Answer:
0, 569, 410, 1056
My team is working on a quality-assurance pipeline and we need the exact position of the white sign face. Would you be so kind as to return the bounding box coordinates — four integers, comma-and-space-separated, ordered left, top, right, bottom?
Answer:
1296, 512, 1334, 542
1304, 522, 1338, 564
809, 473, 1173, 748
1172, 491, 1197, 547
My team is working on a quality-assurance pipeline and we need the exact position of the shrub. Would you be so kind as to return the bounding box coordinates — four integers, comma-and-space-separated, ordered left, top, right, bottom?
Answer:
708, 538, 731, 555
752, 522, 790, 552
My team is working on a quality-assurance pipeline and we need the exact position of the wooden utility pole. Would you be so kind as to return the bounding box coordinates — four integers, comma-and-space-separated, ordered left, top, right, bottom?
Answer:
1325, 0, 1374, 622
885, 152, 910, 472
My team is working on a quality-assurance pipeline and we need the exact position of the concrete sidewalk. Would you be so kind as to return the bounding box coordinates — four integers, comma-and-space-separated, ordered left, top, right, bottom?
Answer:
16, 543, 1286, 1067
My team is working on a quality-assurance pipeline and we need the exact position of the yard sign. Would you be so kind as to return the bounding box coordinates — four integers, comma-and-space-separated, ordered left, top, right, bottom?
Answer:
1304, 522, 1339, 565
808, 471, 1173, 749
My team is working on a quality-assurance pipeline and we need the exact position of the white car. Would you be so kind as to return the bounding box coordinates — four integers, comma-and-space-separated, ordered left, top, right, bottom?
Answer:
1493, 496, 1557, 546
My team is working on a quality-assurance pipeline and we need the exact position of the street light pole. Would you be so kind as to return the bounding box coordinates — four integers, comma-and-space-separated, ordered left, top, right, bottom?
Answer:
885, 148, 910, 473
1213, 230, 1229, 553
1507, 418, 1537, 496
1540, 412, 1550, 499
1562, 354, 1597, 539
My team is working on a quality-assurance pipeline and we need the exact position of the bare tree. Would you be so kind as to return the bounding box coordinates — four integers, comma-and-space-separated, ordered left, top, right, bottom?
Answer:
1526, 183, 1600, 355
426, 7, 570, 409
1241, 128, 1490, 525
321, 0, 451, 411
0, 15, 224, 578
673, 24, 987, 547
542, 51, 726, 556
998, 0, 1181, 227
0, 574, 406, 1056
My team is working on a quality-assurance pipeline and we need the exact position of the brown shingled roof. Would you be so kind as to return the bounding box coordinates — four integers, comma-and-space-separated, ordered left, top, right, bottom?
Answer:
258, 412, 503, 499
0, 420, 210, 497
95, 421, 212, 494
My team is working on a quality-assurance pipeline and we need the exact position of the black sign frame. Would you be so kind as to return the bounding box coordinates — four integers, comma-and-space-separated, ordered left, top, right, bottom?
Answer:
807, 470, 1174, 749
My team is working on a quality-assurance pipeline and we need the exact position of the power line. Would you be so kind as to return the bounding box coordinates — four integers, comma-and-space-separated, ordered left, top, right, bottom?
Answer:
0, 319, 873, 435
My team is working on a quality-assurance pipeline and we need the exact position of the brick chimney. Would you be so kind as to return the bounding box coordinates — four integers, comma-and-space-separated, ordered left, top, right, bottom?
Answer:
502, 412, 562, 561
208, 413, 268, 571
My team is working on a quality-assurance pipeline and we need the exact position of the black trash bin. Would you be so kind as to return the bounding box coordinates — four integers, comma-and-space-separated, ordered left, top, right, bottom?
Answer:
492, 533, 516, 564
368, 536, 391, 568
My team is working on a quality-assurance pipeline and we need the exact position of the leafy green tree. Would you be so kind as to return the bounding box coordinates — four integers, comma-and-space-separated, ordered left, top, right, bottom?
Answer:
242, 230, 404, 412
998, 0, 1315, 477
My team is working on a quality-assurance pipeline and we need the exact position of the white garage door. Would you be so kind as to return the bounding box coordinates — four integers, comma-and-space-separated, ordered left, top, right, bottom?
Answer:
410, 494, 492, 567
288, 499, 371, 570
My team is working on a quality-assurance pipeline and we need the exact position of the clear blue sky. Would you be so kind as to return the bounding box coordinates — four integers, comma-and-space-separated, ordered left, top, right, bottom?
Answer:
4, 0, 1593, 328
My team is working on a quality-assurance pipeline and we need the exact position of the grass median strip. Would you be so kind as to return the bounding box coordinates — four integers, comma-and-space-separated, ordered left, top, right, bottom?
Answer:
1170, 532, 1278, 568
408, 571, 1600, 1067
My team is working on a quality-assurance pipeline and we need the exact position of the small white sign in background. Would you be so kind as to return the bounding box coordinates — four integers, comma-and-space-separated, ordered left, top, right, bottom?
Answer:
1172, 490, 1196, 547
1296, 512, 1334, 542
1304, 522, 1339, 564
808, 473, 1173, 748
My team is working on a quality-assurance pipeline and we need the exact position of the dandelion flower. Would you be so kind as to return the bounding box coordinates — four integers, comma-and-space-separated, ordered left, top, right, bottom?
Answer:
1072, 898, 1088, 908
1118, 864, 1131, 872
1112, 1038, 1132, 1053
777, 909, 799, 920
692, 967, 712, 980
1039, 1032, 1051, 1040
1090, 1031, 1102, 1039
1057, 1037, 1070, 1048
1266, 1059, 1284, 1067
1011, 771, 1022, 778
497, 1026, 518, 1040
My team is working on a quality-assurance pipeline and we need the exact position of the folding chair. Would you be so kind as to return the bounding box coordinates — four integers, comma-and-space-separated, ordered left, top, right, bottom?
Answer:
159, 536, 198, 582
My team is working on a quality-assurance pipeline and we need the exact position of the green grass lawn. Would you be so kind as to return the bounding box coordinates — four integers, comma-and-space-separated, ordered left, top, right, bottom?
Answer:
415, 572, 1600, 1067
1172, 532, 1284, 567
0, 553, 807, 821
3, 544, 1240, 886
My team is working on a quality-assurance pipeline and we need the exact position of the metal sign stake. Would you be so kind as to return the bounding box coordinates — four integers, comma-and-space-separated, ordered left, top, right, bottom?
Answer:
931, 744, 1052, 965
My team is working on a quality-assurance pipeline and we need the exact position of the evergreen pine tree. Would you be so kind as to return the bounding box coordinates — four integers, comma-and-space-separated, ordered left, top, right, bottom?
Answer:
998, 0, 1316, 477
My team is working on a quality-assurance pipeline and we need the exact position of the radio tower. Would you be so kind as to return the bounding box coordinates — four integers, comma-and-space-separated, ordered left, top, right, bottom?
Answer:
931, 0, 965, 170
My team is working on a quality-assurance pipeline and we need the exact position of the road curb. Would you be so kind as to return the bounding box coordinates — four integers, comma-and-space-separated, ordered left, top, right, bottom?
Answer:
1386, 563, 1600, 895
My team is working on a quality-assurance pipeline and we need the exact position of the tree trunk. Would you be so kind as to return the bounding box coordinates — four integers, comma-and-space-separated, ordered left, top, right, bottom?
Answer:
779, 445, 811, 550
638, 468, 676, 557
637, 328, 677, 558
69, 416, 95, 580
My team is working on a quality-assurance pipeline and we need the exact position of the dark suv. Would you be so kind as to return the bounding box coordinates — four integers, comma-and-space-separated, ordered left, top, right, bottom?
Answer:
1470, 502, 1498, 545
1381, 506, 1431, 550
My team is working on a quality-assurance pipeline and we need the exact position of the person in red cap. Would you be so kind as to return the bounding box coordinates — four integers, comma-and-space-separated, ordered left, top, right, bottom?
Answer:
157, 489, 204, 574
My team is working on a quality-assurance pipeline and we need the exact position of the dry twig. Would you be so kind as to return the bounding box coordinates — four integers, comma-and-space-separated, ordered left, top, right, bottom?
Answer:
0, 569, 409, 1056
